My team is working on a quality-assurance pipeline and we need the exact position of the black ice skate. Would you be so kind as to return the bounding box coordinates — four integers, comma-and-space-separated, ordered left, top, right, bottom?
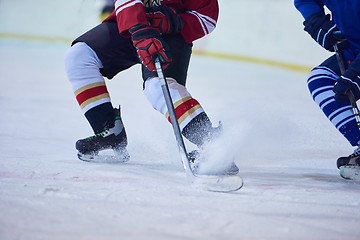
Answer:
76, 108, 129, 163
183, 114, 239, 176
188, 149, 239, 176
337, 147, 360, 181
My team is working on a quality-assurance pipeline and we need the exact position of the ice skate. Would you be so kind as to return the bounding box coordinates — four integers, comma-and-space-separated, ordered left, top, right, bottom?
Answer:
188, 149, 239, 176
76, 108, 129, 163
337, 147, 360, 181
184, 117, 239, 176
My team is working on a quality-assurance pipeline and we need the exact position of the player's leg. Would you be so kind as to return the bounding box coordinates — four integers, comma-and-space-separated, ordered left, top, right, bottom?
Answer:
307, 55, 360, 146
142, 34, 238, 174
64, 21, 139, 161
142, 34, 217, 147
307, 55, 360, 178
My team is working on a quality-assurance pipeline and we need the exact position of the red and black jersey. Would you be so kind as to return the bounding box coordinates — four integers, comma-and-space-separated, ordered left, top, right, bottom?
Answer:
104, 0, 219, 43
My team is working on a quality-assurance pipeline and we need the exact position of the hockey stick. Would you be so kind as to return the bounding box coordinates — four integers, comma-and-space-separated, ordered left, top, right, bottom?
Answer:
154, 58, 195, 183
333, 43, 360, 129
154, 57, 243, 192
333, 43, 360, 181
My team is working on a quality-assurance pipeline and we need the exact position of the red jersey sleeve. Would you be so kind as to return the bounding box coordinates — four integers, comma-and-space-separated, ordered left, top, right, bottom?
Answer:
114, 0, 148, 36
180, 0, 219, 43
105, 0, 218, 42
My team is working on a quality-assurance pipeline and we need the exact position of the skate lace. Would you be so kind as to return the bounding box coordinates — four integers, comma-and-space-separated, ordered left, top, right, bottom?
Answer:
350, 146, 360, 157
87, 130, 110, 140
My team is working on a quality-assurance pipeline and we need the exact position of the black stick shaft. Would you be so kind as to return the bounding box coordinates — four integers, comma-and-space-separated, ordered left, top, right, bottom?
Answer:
334, 43, 360, 129
154, 58, 195, 182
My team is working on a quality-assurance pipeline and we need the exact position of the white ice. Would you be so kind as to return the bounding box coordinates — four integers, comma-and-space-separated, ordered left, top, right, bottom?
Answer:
0, 1, 359, 239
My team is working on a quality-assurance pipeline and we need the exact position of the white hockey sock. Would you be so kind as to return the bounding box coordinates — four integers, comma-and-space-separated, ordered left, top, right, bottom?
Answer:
143, 77, 205, 131
64, 42, 111, 114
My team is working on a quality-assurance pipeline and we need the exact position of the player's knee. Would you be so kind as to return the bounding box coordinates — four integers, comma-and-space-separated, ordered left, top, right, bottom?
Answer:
143, 77, 191, 114
307, 66, 338, 97
307, 68, 317, 94
64, 42, 103, 82
64, 42, 86, 74
143, 77, 167, 113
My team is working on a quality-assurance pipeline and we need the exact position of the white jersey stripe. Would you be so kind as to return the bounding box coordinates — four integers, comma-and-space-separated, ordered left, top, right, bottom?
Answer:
187, 11, 216, 36
115, 0, 143, 15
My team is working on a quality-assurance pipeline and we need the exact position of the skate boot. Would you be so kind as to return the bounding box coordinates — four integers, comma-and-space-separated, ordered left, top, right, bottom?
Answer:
337, 147, 360, 181
183, 113, 239, 176
187, 149, 239, 176
76, 108, 129, 163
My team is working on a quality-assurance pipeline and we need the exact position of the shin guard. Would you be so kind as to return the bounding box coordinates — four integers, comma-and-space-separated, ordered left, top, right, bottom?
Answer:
144, 77, 210, 146
64, 42, 111, 114
308, 65, 360, 146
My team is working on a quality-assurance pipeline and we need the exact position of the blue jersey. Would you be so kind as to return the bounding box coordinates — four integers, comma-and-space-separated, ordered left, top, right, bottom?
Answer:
294, 0, 360, 61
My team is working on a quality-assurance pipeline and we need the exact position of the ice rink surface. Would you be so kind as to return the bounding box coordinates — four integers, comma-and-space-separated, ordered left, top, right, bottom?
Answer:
1, 39, 359, 240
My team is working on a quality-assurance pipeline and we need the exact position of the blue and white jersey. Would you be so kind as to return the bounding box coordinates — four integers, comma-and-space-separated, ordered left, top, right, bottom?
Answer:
294, 0, 360, 61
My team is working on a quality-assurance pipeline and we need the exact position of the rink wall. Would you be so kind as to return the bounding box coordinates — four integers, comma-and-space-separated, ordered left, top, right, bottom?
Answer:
0, 0, 331, 72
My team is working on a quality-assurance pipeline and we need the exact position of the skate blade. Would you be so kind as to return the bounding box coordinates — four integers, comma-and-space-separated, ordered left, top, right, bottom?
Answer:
339, 165, 360, 181
77, 148, 130, 163
192, 173, 244, 192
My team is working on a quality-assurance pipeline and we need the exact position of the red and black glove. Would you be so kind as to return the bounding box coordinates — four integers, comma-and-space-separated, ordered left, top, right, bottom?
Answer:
145, 6, 183, 34
130, 24, 172, 71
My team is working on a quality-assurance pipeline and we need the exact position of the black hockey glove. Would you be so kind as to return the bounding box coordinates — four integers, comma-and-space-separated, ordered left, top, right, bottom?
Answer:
303, 13, 349, 52
146, 6, 183, 34
333, 59, 360, 103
